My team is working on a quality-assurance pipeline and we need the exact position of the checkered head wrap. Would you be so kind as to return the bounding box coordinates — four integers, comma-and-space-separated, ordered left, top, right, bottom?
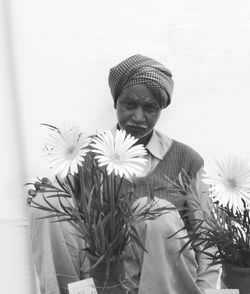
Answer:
108, 54, 174, 108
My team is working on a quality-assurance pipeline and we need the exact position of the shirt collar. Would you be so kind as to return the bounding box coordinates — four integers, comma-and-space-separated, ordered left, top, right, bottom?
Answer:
145, 129, 172, 160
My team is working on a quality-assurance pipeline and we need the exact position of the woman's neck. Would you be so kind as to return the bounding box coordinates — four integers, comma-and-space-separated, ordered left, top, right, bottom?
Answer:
137, 131, 153, 146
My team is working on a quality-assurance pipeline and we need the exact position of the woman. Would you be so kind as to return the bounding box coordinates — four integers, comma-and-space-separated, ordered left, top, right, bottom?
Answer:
29, 54, 219, 294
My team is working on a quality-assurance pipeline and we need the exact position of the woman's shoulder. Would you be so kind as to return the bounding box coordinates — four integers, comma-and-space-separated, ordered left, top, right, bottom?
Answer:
167, 138, 204, 168
173, 139, 201, 155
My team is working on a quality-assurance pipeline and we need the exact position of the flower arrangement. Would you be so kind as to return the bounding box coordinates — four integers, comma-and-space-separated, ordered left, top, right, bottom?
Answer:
170, 155, 250, 269
27, 124, 171, 293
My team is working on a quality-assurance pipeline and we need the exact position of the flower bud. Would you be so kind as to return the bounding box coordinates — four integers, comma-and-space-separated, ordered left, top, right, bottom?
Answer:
28, 189, 37, 197
41, 177, 51, 185
39, 185, 47, 192
27, 196, 33, 205
34, 181, 42, 190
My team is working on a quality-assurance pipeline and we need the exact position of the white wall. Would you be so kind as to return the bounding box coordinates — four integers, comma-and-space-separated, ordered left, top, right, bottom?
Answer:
0, 0, 36, 292
1, 0, 250, 293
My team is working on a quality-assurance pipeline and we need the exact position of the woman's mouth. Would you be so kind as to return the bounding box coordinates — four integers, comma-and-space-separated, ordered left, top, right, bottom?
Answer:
125, 125, 148, 136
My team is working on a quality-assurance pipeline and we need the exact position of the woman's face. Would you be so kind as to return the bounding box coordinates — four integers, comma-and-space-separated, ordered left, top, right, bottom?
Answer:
116, 84, 162, 139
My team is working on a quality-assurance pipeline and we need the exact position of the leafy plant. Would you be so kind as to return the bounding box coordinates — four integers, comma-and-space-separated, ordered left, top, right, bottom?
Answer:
167, 160, 250, 268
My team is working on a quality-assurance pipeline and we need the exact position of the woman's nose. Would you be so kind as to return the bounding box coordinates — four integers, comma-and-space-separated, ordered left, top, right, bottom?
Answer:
132, 107, 146, 123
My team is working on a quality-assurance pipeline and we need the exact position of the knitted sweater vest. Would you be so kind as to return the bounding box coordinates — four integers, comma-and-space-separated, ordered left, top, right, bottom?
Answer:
122, 139, 204, 209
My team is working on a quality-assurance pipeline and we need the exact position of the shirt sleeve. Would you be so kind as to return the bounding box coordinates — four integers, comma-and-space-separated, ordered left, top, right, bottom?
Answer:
29, 193, 88, 294
187, 168, 221, 290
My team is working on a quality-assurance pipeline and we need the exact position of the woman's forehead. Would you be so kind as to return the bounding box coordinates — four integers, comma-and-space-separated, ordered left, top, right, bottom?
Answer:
118, 84, 159, 104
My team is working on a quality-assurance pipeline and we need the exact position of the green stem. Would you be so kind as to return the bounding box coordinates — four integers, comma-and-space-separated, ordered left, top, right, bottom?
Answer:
110, 174, 115, 243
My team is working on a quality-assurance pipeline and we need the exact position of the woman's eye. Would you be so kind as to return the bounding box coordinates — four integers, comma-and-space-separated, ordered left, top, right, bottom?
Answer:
124, 101, 135, 108
145, 105, 157, 113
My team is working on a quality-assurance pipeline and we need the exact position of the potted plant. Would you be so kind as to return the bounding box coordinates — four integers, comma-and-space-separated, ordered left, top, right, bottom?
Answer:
169, 155, 250, 294
27, 125, 171, 294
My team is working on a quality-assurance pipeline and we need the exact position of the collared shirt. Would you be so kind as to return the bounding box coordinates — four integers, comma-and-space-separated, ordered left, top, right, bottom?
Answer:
30, 127, 219, 294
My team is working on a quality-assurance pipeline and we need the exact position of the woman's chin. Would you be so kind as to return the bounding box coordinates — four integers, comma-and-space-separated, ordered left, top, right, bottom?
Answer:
124, 128, 148, 139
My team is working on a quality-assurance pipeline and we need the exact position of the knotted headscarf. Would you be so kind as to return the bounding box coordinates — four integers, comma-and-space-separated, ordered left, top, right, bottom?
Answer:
108, 54, 174, 108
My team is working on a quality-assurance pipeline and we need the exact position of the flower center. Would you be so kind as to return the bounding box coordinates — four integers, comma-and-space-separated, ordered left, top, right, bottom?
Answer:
111, 153, 121, 162
227, 177, 238, 189
66, 145, 76, 158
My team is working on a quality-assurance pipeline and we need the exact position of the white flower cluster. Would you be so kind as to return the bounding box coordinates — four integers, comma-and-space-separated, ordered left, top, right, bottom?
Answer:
203, 155, 250, 212
44, 126, 147, 180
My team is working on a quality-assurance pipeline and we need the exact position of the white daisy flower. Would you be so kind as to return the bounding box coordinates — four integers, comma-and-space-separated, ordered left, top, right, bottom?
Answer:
203, 155, 250, 212
91, 129, 148, 178
44, 125, 91, 178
